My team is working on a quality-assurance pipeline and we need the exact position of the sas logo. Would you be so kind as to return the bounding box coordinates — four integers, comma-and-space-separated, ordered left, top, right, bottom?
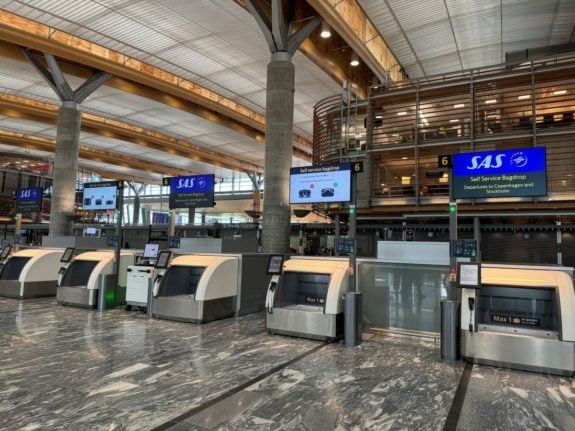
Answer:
176, 178, 195, 189
19, 189, 33, 199
509, 152, 528, 168
466, 154, 506, 170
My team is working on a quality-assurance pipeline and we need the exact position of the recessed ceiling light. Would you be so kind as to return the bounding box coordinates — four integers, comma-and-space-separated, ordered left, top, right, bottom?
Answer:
350, 59, 360, 67
485, 99, 497, 104
397, 111, 407, 116
401, 156, 408, 160
453, 104, 464, 108
320, 29, 331, 38
375, 115, 383, 119
553, 90, 567, 95
449, 119, 459, 123
518, 95, 530, 100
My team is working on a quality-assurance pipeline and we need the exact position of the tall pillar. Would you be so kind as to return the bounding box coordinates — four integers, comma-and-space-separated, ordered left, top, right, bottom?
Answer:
23, 50, 110, 237
262, 52, 294, 254
246, 0, 319, 255
50, 101, 81, 236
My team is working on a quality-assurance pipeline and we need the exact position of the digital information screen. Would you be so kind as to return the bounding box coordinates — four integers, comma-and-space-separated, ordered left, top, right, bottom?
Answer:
452, 147, 547, 199
266, 255, 285, 275
155, 251, 172, 269
166, 174, 215, 209
0, 245, 11, 260
15, 187, 43, 213
458, 263, 481, 288
82, 181, 119, 210
61, 247, 75, 263
289, 163, 351, 204
143, 243, 159, 258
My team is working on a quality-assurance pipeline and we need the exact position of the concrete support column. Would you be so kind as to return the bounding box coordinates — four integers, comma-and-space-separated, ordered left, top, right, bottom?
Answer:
262, 52, 294, 254
49, 101, 81, 236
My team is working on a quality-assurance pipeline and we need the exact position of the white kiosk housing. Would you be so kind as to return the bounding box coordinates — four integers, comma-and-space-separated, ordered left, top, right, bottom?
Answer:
0, 248, 64, 298
57, 251, 135, 308
266, 258, 349, 341
153, 254, 239, 323
460, 263, 575, 376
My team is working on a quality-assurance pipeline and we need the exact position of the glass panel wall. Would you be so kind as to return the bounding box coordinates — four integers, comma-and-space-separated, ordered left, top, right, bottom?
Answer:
360, 261, 449, 333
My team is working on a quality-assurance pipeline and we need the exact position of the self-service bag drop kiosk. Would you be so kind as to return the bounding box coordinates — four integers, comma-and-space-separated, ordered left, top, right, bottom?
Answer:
0, 248, 65, 298
125, 244, 161, 310
265, 257, 349, 341
152, 253, 238, 323
459, 263, 575, 376
57, 250, 135, 308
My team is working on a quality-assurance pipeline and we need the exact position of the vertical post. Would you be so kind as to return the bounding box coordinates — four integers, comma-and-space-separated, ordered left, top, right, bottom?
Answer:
448, 167, 457, 300
168, 210, 176, 236
556, 221, 562, 265
97, 273, 106, 312
188, 207, 195, 225
14, 213, 22, 252
473, 216, 481, 261
112, 183, 124, 307
344, 172, 362, 347
334, 214, 341, 256
146, 277, 154, 320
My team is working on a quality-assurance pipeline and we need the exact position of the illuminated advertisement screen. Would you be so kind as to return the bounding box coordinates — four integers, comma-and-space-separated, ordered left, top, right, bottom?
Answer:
166, 174, 215, 209
82, 181, 119, 210
452, 147, 547, 199
289, 163, 351, 204
15, 187, 43, 213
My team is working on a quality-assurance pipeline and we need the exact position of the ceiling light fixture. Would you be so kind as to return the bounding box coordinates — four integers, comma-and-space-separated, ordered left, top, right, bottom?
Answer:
397, 111, 407, 116
518, 95, 531, 100
320, 21, 331, 39
350, 53, 360, 67
453, 104, 465, 108
449, 119, 459, 123
553, 90, 567, 95
485, 99, 497, 104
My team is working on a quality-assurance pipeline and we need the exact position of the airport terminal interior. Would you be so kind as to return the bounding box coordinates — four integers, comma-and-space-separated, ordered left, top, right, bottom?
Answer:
0, 1, 574, 430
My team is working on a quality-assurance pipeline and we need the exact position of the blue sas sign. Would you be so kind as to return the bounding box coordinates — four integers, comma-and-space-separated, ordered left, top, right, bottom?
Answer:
165, 174, 215, 209
452, 147, 547, 199
15, 187, 43, 213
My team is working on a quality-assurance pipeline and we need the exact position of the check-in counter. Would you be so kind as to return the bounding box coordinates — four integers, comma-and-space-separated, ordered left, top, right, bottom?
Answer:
152, 254, 238, 323
152, 253, 271, 323
0, 248, 64, 298
460, 263, 575, 376
57, 251, 135, 308
266, 258, 349, 341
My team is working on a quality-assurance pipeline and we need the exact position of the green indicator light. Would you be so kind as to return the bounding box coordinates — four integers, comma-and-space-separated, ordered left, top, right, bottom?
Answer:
349, 208, 355, 215
449, 204, 456, 213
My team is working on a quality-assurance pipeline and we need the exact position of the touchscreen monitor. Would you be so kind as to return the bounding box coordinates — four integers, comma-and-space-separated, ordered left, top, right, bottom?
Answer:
143, 243, 159, 258
60, 247, 75, 263
154, 251, 172, 269
458, 263, 481, 288
266, 255, 285, 275
0, 245, 11, 260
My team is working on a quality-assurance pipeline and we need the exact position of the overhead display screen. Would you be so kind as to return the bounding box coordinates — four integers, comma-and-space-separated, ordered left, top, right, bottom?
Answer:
453, 147, 547, 199
166, 174, 215, 209
15, 187, 43, 213
82, 181, 119, 210
289, 163, 351, 204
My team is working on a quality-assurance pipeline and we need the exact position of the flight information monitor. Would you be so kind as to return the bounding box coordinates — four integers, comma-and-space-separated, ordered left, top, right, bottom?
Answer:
82, 181, 120, 211
60, 247, 75, 263
289, 163, 351, 204
267, 255, 285, 275
143, 243, 159, 259
154, 251, 172, 269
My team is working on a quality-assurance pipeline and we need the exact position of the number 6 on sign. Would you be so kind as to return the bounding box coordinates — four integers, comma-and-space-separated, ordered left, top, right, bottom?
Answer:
438, 154, 452, 168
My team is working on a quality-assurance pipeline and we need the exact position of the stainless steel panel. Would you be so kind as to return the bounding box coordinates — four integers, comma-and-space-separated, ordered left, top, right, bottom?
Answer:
0, 280, 21, 298
461, 329, 575, 376
57, 286, 97, 308
266, 307, 341, 341
153, 296, 235, 323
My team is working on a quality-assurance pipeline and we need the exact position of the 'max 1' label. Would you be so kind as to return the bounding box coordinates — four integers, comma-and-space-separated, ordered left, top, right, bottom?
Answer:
491, 314, 540, 327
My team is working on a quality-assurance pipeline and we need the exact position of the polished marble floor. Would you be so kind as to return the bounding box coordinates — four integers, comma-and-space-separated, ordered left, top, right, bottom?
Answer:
0, 297, 573, 431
